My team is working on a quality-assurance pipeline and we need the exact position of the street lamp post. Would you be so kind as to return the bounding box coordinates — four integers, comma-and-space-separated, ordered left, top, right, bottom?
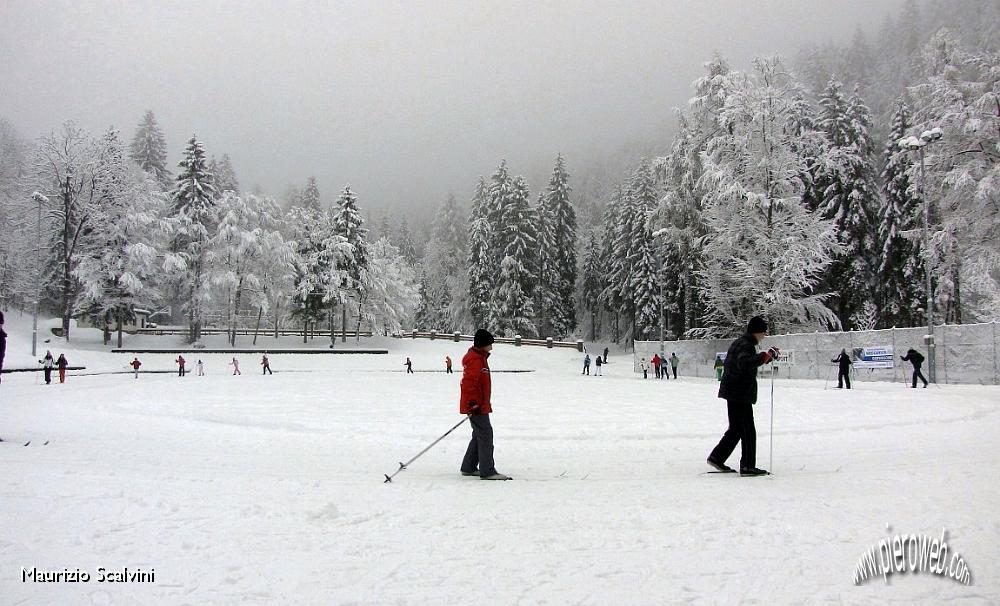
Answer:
30, 192, 47, 358
898, 128, 943, 383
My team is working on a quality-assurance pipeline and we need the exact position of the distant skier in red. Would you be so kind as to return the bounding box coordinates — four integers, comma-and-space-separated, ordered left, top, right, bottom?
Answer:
130, 357, 142, 379
176, 355, 186, 377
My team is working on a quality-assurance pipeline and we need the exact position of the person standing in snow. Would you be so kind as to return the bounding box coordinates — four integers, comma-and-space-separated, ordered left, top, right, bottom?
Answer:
640, 359, 648, 379
130, 357, 141, 379
652, 353, 661, 379
261, 354, 272, 375
459, 329, 510, 480
901, 349, 929, 388
659, 354, 669, 380
405, 357, 413, 374
707, 316, 777, 476
714, 355, 724, 381
594, 354, 603, 376
230, 357, 241, 375
670, 353, 679, 379
40, 351, 54, 384
832, 349, 852, 389
0, 311, 6, 384
176, 355, 186, 377
603, 347, 610, 364
56, 353, 69, 384
196, 359, 204, 376
582, 354, 591, 375
445, 355, 453, 374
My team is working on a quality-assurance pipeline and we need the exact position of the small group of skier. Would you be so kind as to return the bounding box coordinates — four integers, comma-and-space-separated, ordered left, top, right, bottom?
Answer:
644, 353, 679, 380
170, 355, 271, 377
38, 350, 69, 384
582, 353, 604, 375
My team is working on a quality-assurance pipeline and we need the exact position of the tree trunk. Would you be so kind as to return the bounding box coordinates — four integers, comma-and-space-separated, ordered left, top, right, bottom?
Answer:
342, 304, 347, 342
231, 276, 244, 347
329, 302, 336, 348
355, 299, 363, 342
953, 263, 962, 325
116, 311, 124, 349
252, 305, 263, 346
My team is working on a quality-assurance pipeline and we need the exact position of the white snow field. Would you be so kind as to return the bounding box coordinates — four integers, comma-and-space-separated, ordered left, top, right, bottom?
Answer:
2, 320, 999, 604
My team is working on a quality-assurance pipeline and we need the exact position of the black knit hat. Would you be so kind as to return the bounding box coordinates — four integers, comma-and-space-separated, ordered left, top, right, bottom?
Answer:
473, 329, 495, 348
747, 316, 768, 334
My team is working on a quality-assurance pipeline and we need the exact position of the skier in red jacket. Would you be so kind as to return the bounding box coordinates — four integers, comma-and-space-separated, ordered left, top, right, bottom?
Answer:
459, 329, 510, 480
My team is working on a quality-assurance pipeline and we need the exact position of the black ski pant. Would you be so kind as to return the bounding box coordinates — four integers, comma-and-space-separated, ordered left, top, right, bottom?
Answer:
446, 367, 453, 374
178, 367, 185, 377
461, 413, 496, 477
406, 366, 413, 374
672, 367, 678, 379
837, 369, 851, 389
263, 365, 272, 375
43, 368, 52, 384
912, 367, 928, 388
709, 399, 756, 470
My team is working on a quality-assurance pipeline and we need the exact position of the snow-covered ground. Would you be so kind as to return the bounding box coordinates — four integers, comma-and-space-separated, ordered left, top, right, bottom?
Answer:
1, 317, 998, 604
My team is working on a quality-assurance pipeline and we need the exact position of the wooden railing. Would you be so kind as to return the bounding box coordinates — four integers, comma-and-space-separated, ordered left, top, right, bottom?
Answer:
133, 328, 374, 338
395, 330, 584, 351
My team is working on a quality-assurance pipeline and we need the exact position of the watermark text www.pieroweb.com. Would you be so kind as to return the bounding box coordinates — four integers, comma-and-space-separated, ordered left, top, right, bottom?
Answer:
854, 527, 972, 585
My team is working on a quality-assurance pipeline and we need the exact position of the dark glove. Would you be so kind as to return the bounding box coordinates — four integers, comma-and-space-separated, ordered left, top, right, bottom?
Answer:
468, 403, 480, 415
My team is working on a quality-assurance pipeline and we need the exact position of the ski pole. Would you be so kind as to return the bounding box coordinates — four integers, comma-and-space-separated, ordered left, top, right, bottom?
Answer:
384, 415, 471, 483
769, 367, 775, 473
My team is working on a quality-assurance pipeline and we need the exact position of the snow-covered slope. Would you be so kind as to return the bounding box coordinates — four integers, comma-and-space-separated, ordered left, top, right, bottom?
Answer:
1, 318, 997, 604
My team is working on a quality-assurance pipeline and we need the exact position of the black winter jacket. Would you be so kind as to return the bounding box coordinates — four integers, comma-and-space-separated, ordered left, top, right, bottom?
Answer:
718, 333, 767, 404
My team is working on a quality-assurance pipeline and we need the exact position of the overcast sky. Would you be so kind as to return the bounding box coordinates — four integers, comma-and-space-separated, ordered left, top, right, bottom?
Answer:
0, 1, 902, 214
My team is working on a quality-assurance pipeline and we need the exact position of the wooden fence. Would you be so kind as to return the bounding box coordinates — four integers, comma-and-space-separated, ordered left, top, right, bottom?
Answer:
396, 330, 583, 351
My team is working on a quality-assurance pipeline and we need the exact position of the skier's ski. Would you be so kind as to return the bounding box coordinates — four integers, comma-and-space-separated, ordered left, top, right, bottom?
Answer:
702, 470, 737, 475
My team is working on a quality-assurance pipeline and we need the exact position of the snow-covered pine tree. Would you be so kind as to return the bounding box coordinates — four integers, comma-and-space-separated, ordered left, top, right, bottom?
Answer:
598, 187, 627, 342
495, 176, 537, 337
395, 216, 417, 265
332, 185, 369, 338
129, 110, 172, 189
360, 237, 420, 335
580, 230, 604, 341
628, 160, 662, 340
286, 204, 332, 338
165, 135, 218, 343
482, 162, 515, 328
817, 78, 880, 328
467, 177, 493, 329
301, 177, 321, 211
542, 154, 577, 337
878, 97, 924, 327
533, 191, 559, 337
210, 153, 240, 196
697, 56, 841, 335
423, 193, 468, 330
73, 129, 165, 347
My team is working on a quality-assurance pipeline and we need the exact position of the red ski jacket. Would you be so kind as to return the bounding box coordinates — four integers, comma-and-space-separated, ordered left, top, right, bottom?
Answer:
460, 347, 492, 415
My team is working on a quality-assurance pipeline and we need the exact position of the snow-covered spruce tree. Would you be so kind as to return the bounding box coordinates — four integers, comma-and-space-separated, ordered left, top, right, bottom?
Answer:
286, 203, 334, 340
542, 154, 577, 337
495, 176, 537, 337
628, 161, 662, 340
395, 215, 417, 265
598, 187, 627, 341
878, 97, 924, 327
907, 31, 1000, 322
0, 119, 33, 310
817, 79, 880, 329
331, 185, 369, 339
165, 135, 218, 343
697, 56, 841, 336
467, 177, 493, 329
249, 201, 297, 343
31, 121, 111, 340
73, 129, 166, 347
423, 193, 468, 331
579, 230, 604, 341
209, 154, 240, 196
361, 237, 420, 335
533, 191, 560, 338
129, 110, 172, 189
301, 177, 321, 211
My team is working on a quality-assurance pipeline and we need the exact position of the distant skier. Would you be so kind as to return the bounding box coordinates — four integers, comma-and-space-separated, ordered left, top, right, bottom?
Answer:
714, 355, 724, 381
603, 347, 610, 364
640, 358, 648, 379
459, 329, 510, 480
901, 349, 929, 388
652, 353, 661, 379
56, 353, 69, 384
405, 357, 414, 374
262, 354, 272, 375
130, 357, 142, 379
445, 355, 453, 374
594, 354, 603, 376
832, 349, 852, 389
40, 351, 54, 384
230, 357, 241, 375
707, 316, 776, 476
670, 353, 679, 379
659, 354, 669, 380
582, 354, 591, 375
176, 355, 186, 377
196, 359, 204, 376
0, 311, 6, 384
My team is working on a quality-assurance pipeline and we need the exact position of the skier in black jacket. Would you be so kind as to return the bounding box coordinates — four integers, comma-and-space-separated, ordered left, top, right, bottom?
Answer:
707, 316, 778, 476
832, 348, 852, 389
901, 349, 929, 388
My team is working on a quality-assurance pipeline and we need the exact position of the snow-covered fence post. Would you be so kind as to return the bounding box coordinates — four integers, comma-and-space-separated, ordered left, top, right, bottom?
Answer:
993, 321, 998, 385
514, 334, 522, 347
576, 339, 584, 352
430, 330, 437, 341
453, 331, 461, 342
546, 337, 553, 349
